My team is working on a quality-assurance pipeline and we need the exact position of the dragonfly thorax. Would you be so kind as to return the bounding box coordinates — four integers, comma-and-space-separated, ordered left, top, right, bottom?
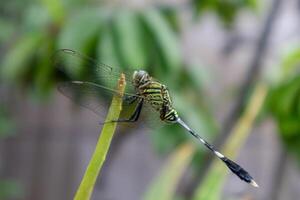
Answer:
132, 70, 152, 87
55, 49, 259, 188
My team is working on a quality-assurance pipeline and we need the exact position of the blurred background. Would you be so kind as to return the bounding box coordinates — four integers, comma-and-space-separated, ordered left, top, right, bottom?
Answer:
1, 0, 300, 199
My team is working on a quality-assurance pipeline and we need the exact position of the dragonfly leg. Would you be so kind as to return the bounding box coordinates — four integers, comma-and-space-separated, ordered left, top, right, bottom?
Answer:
113, 99, 144, 123
123, 95, 138, 104
160, 104, 168, 121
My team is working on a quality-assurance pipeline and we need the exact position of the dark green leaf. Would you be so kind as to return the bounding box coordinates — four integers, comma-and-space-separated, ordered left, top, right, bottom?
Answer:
113, 10, 147, 69
141, 9, 181, 75
57, 8, 105, 52
1, 33, 42, 82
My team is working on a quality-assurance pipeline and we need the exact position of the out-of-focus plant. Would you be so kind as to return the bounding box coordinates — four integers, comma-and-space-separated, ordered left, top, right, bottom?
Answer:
1, 2, 184, 98
0, 18, 15, 45
143, 142, 195, 200
0, 110, 15, 138
0, 0, 260, 199
268, 46, 300, 162
193, 82, 266, 200
74, 74, 125, 200
0, 0, 216, 159
192, 0, 258, 27
0, 179, 23, 199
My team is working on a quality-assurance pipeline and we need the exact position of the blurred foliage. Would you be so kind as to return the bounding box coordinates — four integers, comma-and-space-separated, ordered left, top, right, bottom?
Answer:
0, 179, 23, 199
143, 143, 195, 200
0, 0, 217, 158
0, 0, 261, 199
268, 46, 300, 161
0, 110, 16, 138
194, 83, 266, 200
1, 3, 183, 97
0, 18, 15, 44
192, 0, 257, 27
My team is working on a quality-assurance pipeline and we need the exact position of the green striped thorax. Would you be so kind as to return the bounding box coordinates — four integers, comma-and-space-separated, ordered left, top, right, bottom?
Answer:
132, 70, 179, 123
55, 49, 259, 187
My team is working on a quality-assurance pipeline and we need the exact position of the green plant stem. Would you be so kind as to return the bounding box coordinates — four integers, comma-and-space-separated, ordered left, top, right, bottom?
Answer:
193, 82, 267, 200
143, 142, 195, 200
74, 74, 126, 200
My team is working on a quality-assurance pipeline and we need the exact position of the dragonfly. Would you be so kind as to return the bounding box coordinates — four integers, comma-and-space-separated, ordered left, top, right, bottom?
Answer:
54, 49, 259, 187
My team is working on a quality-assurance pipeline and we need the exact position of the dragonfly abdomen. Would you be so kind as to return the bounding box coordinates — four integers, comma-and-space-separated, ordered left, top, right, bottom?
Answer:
162, 108, 179, 123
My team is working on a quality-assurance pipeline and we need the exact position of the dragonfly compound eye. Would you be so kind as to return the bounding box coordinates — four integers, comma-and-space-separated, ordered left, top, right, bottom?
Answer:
133, 70, 149, 85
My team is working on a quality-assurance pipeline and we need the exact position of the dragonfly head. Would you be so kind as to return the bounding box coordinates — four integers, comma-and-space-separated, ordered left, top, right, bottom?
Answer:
132, 70, 151, 87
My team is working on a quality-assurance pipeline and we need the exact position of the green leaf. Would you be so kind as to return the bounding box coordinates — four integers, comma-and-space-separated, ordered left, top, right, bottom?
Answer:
57, 8, 105, 52
1, 33, 42, 82
141, 9, 181, 75
269, 76, 300, 119
151, 125, 187, 154
40, 0, 65, 24
193, 83, 267, 200
97, 25, 120, 67
32, 39, 55, 98
192, 0, 258, 27
158, 7, 180, 32
245, 0, 258, 10
193, 0, 217, 14
97, 23, 124, 88
143, 143, 195, 200
282, 47, 300, 78
279, 117, 300, 137
113, 10, 147, 69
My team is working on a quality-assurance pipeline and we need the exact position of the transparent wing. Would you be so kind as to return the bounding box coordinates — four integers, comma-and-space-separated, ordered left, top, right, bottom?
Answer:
57, 81, 143, 123
53, 49, 135, 94
53, 49, 167, 127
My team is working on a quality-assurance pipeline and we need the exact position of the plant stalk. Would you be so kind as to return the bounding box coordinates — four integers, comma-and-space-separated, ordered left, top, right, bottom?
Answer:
74, 74, 126, 200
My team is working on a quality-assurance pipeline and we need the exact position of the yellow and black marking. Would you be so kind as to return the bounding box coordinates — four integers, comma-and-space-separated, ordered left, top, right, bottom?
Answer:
129, 70, 258, 187
138, 81, 178, 123
55, 49, 259, 188
176, 118, 259, 187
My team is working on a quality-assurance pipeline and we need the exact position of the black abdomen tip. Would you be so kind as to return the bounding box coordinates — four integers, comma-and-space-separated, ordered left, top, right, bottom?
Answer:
221, 157, 259, 187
